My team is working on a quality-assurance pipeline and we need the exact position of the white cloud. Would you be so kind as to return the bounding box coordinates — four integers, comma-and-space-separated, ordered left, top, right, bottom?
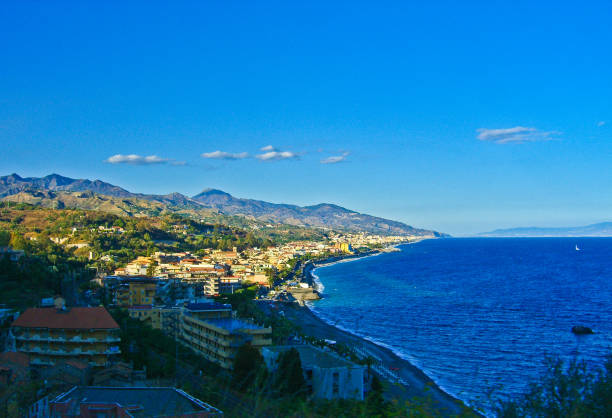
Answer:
477, 126, 560, 143
104, 154, 180, 165
321, 152, 350, 164
201, 150, 249, 160
260, 145, 276, 152
256, 149, 299, 161
597, 121, 606, 127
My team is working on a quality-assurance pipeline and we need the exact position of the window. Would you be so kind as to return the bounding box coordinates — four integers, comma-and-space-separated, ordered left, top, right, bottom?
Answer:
332, 372, 340, 396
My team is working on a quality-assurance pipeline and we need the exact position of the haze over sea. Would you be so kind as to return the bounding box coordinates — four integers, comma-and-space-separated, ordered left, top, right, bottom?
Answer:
310, 238, 612, 410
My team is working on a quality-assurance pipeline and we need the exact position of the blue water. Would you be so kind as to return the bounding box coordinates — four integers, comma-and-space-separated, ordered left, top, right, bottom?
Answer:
310, 238, 612, 410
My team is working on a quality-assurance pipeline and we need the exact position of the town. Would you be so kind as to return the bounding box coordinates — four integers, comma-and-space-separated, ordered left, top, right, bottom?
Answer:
0, 206, 432, 417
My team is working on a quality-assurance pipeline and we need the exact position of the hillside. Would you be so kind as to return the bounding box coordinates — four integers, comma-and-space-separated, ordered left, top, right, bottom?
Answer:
0, 174, 444, 236
3, 190, 176, 217
192, 189, 438, 236
477, 222, 612, 237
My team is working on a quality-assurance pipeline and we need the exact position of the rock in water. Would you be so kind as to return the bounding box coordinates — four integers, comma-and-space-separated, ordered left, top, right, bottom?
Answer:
572, 326, 594, 335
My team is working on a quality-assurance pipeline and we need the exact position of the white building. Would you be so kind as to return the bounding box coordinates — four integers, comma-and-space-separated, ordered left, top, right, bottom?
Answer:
262, 345, 365, 400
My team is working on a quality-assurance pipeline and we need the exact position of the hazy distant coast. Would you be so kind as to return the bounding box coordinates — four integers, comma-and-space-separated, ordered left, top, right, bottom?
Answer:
477, 222, 612, 237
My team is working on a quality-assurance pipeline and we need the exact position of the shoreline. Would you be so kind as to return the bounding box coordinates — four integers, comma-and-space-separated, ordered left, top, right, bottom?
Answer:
292, 241, 472, 416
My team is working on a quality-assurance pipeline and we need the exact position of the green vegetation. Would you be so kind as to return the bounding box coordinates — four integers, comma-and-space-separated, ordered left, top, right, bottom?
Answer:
232, 344, 267, 392
273, 348, 307, 396
496, 356, 612, 417
0, 232, 91, 310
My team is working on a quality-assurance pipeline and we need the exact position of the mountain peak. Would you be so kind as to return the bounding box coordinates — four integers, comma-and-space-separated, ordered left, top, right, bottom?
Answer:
5, 173, 23, 181
195, 188, 232, 197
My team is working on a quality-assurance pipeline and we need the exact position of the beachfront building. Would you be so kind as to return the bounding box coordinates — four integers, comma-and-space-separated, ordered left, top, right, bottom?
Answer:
49, 386, 223, 417
263, 345, 366, 400
179, 303, 272, 369
10, 306, 121, 367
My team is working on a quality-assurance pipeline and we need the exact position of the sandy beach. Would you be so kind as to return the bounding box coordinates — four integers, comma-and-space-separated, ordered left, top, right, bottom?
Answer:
283, 253, 473, 416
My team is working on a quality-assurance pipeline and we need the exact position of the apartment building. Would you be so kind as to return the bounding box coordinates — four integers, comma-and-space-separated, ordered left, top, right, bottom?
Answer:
115, 278, 157, 307
179, 303, 272, 369
49, 386, 223, 417
11, 306, 121, 367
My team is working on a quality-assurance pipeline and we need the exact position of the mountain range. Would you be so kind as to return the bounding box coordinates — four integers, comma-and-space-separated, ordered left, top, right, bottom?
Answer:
477, 222, 612, 237
0, 174, 443, 236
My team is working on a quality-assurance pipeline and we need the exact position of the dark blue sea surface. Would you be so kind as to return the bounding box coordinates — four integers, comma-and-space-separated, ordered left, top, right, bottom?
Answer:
310, 238, 612, 409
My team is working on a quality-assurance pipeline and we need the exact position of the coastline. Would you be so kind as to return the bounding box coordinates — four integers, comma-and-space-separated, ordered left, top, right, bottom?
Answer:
292, 242, 472, 416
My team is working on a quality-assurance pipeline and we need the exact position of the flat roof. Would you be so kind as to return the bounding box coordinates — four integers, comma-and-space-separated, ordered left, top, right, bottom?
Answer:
265, 345, 360, 369
52, 386, 222, 417
185, 302, 231, 312
205, 318, 266, 331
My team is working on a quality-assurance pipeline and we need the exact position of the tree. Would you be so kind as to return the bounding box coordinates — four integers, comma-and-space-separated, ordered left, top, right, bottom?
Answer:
367, 375, 385, 414
0, 230, 10, 247
497, 357, 612, 417
274, 348, 307, 397
8, 233, 27, 250
146, 261, 158, 277
233, 344, 266, 391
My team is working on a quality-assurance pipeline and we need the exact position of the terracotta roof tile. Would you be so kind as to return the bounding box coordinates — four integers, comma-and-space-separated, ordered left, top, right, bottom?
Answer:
11, 307, 119, 330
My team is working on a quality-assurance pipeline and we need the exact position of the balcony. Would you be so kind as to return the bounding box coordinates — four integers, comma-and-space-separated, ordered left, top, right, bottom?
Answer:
18, 345, 117, 356
14, 334, 121, 344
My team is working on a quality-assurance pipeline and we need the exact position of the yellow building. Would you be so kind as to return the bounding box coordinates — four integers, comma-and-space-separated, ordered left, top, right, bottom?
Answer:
334, 242, 354, 254
179, 303, 272, 369
11, 306, 121, 367
115, 278, 157, 307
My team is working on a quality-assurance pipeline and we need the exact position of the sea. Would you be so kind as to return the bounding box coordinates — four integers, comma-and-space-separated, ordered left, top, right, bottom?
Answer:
308, 238, 612, 411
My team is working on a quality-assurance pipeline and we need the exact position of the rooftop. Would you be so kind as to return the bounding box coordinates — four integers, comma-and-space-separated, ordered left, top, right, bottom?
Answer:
205, 318, 266, 331
12, 307, 119, 330
186, 302, 232, 312
52, 386, 222, 417
265, 345, 360, 369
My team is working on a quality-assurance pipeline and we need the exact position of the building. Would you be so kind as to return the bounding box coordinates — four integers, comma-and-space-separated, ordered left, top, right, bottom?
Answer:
263, 345, 366, 400
0, 246, 24, 261
218, 277, 242, 294
115, 277, 157, 307
49, 386, 223, 417
0, 306, 17, 326
39, 359, 91, 386
334, 242, 354, 254
179, 303, 272, 369
128, 305, 181, 334
11, 306, 121, 367
0, 351, 30, 386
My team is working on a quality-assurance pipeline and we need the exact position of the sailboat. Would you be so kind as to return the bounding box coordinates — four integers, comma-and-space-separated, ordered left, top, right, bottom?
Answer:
575, 245, 581, 251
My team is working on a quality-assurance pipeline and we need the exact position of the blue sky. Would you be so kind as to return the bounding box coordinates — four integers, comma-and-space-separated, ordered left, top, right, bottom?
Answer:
1, 1, 610, 235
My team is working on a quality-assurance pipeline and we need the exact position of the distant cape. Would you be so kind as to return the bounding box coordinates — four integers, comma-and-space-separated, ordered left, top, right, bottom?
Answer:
477, 222, 612, 237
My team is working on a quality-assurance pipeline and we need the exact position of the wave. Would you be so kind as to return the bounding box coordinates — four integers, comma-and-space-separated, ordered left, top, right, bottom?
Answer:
304, 300, 474, 411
